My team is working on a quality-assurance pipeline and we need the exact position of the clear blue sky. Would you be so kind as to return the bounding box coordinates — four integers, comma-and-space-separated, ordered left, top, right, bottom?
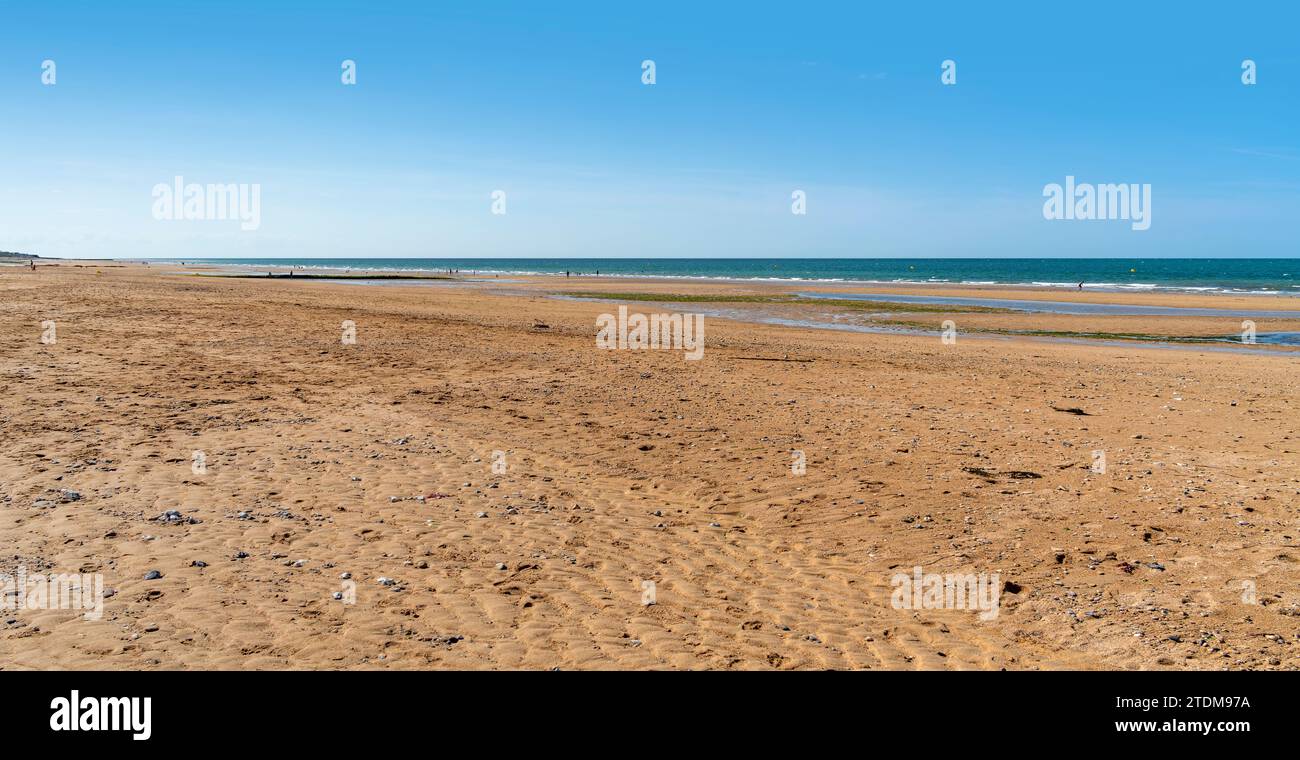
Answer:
3, 1, 1298, 259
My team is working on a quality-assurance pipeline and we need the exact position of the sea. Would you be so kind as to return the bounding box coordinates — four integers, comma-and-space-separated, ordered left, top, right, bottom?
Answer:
172, 258, 1300, 296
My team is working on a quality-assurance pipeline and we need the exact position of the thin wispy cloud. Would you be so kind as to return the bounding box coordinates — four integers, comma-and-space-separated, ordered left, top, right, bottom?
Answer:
1231, 147, 1300, 161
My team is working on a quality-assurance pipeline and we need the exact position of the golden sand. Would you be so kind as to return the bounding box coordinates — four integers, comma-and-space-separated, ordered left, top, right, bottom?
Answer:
2, 263, 1298, 669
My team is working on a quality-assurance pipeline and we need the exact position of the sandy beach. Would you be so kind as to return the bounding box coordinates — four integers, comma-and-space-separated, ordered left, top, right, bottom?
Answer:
3, 262, 1299, 670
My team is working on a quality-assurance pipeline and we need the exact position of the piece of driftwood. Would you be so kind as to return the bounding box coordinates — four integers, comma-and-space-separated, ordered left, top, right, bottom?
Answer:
1051, 406, 1091, 415
732, 356, 814, 363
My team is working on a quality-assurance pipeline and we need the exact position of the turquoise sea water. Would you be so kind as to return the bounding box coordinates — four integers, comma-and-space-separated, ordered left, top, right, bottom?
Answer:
174, 258, 1300, 295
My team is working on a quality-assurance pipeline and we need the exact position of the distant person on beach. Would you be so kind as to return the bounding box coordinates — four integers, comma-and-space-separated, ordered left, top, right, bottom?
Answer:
1078, 282, 1083, 289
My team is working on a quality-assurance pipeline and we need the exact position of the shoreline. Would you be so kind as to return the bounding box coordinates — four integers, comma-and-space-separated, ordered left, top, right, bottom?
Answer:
181, 263, 1300, 351
87, 257, 1300, 300
34, 260, 1300, 351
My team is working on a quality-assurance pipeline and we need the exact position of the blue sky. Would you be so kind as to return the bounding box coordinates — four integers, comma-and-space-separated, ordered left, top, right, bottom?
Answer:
3, 1, 1298, 259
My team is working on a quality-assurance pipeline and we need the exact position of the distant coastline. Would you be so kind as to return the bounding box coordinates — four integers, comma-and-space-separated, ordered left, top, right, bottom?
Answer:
159, 257, 1300, 296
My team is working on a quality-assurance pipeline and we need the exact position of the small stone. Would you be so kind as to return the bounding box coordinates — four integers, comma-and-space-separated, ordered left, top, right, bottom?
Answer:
332, 592, 344, 600
191, 560, 208, 568
143, 570, 162, 580
377, 577, 396, 586
475, 511, 488, 518
495, 563, 507, 570
340, 572, 352, 580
